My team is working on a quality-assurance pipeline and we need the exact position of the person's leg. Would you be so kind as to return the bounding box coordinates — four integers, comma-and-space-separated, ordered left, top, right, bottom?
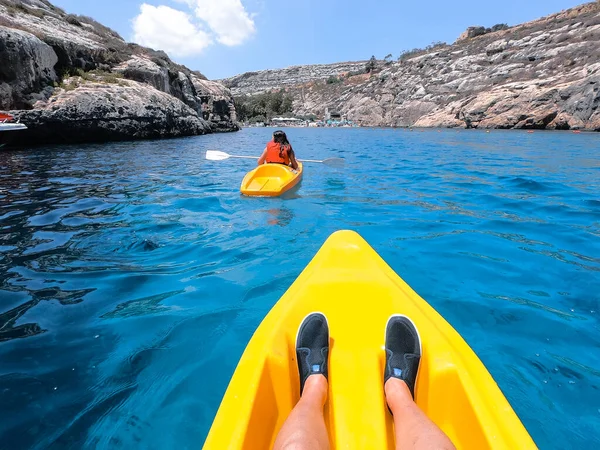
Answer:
274, 313, 330, 450
384, 315, 456, 450
386, 378, 455, 450
273, 375, 329, 450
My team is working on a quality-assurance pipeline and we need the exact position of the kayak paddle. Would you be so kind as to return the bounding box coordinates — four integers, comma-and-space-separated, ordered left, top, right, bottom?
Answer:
205, 151, 345, 167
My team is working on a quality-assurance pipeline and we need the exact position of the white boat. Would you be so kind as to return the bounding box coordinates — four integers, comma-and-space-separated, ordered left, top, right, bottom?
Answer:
0, 114, 27, 148
0, 122, 27, 131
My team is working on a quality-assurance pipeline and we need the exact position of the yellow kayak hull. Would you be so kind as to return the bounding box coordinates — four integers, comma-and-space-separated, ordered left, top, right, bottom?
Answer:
240, 163, 303, 197
204, 230, 536, 449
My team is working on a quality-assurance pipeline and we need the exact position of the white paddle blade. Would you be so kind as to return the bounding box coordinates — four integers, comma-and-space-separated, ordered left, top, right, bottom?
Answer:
322, 158, 345, 168
205, 150, 230, 161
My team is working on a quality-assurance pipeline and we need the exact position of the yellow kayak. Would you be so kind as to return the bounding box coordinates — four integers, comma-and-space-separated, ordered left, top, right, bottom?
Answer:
240, 163, 303, 197
204, 230, 536, 449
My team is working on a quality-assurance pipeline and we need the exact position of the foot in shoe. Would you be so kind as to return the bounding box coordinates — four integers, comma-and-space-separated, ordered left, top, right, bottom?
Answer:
296, 312, 329, 394
384, 315, 422, 399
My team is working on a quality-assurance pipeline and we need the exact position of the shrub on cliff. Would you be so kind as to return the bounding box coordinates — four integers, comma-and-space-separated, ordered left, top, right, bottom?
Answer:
399, 42, 447, 61
3, 1, 45, 18
490, 23, 509, 32
346, 68, 367, 77
365, 56, 377, 73
76, 15, 123, 40
65, 14, 82, 27
58, 69, 125, 91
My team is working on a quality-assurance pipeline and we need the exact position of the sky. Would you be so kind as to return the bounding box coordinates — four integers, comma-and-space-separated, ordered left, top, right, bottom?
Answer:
51, 0, 587, 80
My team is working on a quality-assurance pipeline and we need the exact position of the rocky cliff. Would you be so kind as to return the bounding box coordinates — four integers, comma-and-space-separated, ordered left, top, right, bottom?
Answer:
0, 0, 238, 146
227, 3, 600, 131
220, 61, 368, 96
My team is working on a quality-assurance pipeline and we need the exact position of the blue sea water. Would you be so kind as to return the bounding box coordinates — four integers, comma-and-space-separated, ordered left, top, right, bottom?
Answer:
0, 128, 598, 449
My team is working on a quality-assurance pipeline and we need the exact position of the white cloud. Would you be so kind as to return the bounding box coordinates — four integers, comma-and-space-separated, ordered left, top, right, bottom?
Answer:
132, 0, 255, 57
133, 4, 212, 57
191, 0, 256, 46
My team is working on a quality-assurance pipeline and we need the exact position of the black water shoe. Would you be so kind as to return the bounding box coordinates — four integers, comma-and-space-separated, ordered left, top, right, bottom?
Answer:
384, 315, 422, 399
296, 312, 329, 394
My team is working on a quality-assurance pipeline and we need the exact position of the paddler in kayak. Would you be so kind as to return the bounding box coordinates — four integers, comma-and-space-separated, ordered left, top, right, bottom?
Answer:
273, 313, 456, 450
257, 130, 299, 170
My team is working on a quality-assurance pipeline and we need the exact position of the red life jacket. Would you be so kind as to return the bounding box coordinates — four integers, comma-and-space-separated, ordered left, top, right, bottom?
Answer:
266, 141, 290, 165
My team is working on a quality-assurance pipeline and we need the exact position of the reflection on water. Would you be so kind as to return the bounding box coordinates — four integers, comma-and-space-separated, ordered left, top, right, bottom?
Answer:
266, 207, 294, 227
0, 129, 599, 449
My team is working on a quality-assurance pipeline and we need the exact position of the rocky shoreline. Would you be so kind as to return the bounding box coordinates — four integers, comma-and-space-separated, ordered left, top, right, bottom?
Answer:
3, 0, 599, 141
223, 2, 600, 131
0, 0, 238, 147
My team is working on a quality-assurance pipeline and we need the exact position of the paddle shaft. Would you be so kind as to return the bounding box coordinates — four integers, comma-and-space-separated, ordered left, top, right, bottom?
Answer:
299, 158, 326, 163
226, 155, 258, 160
224, 154, 326, 163
205, 151, 343, 167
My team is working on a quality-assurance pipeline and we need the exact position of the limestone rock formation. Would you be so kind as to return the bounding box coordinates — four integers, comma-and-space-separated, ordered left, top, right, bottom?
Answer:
0, 26, 57, 109
113, 56, 237, 130
0, 0, 238, 145
192, 78, 238, 131
11, 77, 211, 145
220, 61, 369, 95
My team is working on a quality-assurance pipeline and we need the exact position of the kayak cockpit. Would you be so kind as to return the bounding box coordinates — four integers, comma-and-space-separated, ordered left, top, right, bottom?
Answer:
240, 163, 303, 197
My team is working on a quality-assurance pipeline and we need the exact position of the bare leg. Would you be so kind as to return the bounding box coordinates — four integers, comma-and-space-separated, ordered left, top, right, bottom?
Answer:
273, 375, 329, 450
385, 378, 456, 450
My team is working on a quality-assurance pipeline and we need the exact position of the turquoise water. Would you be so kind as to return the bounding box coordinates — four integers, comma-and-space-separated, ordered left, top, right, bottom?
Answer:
0, 128, 598, 449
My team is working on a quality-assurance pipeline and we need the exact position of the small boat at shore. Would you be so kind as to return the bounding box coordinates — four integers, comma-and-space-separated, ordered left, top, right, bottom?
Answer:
0, 113, 28, 148
240, 162, 303, 197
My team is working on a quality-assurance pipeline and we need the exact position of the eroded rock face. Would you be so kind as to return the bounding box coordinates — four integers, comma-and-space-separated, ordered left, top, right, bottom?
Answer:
227, 3, 600, 131
457, 26, 486, 42
113, 56, 238, 132
0, 0, 238, 145
192, 77, 238, 130
0, 26, 57, 109
11, 78, 211, 145
114, 56, 170, 94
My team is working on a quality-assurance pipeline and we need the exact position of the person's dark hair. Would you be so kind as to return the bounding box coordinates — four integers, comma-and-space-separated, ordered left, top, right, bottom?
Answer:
273, 130, 293, 158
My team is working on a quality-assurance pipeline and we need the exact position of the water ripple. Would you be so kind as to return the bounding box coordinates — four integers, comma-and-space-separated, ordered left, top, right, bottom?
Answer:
0, 129, 599, 449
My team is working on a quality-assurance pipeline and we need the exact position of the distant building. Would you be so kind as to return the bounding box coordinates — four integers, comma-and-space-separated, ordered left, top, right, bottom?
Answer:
271, 117, 307, 127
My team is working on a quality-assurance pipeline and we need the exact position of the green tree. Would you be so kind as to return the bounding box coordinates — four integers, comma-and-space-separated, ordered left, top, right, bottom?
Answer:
267, 90, 283, 114
365, 55, 377, 73
233, 95, 249, 121
234, 91, 296, 122
250, 114, 266, 123
281, 95, 294, 113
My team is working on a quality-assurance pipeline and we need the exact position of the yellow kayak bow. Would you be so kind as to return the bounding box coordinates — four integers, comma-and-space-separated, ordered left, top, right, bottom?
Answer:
204, 230, 536, 449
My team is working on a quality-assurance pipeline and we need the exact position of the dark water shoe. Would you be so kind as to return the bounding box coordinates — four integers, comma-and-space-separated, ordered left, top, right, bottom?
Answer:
384, 315, 422, 399
296, 312, 329, 394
